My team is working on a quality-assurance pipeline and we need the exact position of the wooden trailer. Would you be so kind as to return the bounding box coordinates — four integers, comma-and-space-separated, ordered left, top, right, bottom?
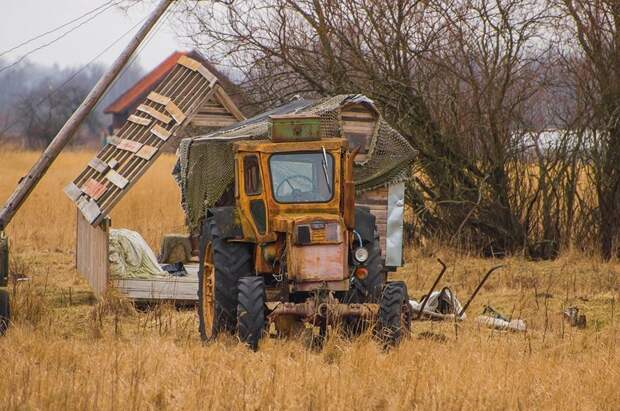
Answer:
67, 55, 245, 301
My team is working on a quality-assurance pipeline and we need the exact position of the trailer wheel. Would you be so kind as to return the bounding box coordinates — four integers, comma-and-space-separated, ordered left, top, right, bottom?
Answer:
0, 289, 10, 336
375, 281, 411, 347
198, 218, 252, 341
237, 276, 265, 351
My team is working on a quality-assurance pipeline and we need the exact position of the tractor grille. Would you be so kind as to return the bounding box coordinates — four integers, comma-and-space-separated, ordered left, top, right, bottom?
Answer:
295, 222, 340, 245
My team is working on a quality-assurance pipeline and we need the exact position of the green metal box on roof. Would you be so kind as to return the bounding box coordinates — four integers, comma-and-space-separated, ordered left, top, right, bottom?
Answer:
269, 114, 321, 142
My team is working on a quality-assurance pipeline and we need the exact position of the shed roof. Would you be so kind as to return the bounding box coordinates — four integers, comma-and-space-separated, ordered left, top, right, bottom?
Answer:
104, 51, 187, 114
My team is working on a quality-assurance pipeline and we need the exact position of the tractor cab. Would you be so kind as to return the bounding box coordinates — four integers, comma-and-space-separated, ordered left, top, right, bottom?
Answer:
233, 133, 348, 237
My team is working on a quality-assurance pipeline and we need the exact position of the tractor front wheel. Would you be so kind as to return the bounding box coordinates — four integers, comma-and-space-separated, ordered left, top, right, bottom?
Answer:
237, 276, 265, 350
375, 281, 411, 347
198, 217, 253, 341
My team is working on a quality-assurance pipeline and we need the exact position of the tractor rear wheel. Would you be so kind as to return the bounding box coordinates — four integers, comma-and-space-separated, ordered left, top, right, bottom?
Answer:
375, 281, 411, 347
0, 289, 9, 336
237, 276, 265, 350
198, 218, 253, 341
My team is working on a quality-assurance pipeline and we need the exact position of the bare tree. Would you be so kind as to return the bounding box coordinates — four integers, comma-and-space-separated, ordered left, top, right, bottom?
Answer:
12, 65, 105, 148
555, 0, 620, 259
0, 59, 145, 148
179, 0, 563, 254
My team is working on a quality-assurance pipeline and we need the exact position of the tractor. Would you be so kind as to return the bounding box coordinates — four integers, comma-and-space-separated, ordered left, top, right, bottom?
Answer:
196, 115, 412, 349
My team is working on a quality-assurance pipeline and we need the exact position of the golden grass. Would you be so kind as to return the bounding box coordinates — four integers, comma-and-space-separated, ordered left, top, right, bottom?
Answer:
0, 149, 619, 410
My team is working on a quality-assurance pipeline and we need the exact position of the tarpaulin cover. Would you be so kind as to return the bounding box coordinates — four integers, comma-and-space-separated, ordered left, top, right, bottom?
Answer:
175, 94, 417, 231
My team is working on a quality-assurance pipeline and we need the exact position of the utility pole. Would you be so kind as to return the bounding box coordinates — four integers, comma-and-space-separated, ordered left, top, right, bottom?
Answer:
0, 0, 174, 231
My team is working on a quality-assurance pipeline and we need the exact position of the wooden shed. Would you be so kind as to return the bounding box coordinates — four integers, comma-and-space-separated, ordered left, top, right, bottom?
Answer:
104, 50, 246, 136
67, 55, 245, 300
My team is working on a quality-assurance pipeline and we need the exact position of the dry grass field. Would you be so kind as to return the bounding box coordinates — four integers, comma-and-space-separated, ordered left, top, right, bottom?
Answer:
0, 147, 619, 410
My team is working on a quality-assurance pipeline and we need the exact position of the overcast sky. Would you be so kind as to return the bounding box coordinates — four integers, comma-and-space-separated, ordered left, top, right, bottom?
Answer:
0, 0, 188, 71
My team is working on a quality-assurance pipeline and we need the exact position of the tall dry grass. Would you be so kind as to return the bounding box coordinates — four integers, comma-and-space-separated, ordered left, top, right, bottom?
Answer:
0, 146, 185, 252
0, 148, 619, 410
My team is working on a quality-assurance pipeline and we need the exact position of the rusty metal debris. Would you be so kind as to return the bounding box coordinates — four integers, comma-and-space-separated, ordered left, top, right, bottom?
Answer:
410, 287, 465, 321
563, 306, 587, 329
410, 262, 504, 324
458, 264, 504, 318
415, 258, 447, 320
267, 292, 380, 327
475, 305, 526, 332
475, 315, 527, 332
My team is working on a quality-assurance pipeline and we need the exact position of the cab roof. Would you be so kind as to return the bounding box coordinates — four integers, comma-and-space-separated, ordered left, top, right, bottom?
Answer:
233, 138, 347, 154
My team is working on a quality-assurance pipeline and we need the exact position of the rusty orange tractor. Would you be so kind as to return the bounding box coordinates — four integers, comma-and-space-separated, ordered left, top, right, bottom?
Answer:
197, 115, 412, 349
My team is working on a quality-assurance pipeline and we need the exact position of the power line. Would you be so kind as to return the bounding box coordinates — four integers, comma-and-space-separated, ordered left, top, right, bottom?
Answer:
0, 0, 124, 75
0, 0, 117, 59
0, 14, 149, 136
93, 4, 173, 112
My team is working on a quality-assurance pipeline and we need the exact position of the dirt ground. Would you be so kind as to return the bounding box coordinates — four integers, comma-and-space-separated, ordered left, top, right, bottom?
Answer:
0, 148, 619, 410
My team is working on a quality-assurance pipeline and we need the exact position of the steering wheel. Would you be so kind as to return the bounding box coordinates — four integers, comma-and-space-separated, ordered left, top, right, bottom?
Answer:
276, 175, 314, 200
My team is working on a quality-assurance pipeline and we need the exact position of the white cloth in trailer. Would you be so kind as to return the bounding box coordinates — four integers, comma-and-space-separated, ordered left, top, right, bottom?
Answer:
108, 229, 167, 279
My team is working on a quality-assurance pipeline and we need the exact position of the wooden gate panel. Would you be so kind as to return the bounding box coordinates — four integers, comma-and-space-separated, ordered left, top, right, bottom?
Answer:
66, 56, 220, 226
76, 210, 109, 297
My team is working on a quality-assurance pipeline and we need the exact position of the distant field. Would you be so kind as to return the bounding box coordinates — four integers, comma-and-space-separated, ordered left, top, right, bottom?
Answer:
0, 148, 619, 410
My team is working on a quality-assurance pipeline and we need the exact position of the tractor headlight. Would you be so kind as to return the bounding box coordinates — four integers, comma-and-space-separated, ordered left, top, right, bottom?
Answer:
353, 247, 369, 263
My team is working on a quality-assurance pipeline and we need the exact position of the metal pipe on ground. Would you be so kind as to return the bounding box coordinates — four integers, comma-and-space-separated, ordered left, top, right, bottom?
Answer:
458, 264, 504, 318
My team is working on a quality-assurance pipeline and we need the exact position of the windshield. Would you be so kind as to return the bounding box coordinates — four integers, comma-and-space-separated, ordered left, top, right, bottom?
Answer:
269, 152, 334, 203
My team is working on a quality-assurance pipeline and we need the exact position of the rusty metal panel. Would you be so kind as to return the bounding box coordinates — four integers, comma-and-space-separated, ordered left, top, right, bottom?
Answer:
269, 115, 321, 142
81, 179, 107, 200
289, 242, 347, 282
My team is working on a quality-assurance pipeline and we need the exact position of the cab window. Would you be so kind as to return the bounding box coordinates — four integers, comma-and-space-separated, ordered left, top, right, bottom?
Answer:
269, 152, 334, 203
244, 155, 262, 195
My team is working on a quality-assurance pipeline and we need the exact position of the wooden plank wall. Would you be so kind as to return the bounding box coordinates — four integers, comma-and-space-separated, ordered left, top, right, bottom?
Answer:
76, 210, 109, 297
341, 103, 378, 163
112, 263, 199, 301
356, 186, 388, 255
191, 86, 244, 128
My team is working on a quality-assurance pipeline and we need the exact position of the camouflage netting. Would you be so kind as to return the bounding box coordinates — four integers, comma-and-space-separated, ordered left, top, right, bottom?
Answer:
175, 94, 416, 231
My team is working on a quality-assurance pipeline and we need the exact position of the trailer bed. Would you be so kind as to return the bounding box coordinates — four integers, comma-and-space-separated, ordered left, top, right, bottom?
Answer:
112, 263, 199, 302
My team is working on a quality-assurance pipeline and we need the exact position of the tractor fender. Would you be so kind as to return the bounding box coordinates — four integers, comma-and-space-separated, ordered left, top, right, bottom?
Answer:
354, 206, 376, 243
205, 206, 243, 240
